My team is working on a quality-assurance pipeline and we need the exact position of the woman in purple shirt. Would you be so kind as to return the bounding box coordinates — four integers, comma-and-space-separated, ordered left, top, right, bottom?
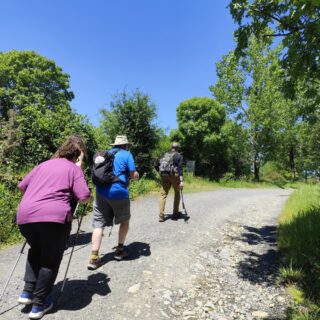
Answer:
16, 136, 91, 319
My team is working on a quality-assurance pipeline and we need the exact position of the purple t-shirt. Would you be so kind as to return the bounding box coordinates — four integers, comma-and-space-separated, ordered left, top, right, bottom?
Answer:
17, 158, 91, 225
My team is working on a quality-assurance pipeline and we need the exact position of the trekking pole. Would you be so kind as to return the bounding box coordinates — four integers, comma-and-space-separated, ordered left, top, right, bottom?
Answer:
180, 189, 190, 222
57, 203, 83, 305
0, 240, 27, 302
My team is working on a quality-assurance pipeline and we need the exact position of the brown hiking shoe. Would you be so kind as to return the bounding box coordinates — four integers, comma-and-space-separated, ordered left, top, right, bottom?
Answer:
113, 246, 129, 261
159, 215, 165, 222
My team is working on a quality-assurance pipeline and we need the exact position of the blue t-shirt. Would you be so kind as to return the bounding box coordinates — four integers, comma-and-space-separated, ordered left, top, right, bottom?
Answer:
96, 148, 136, 199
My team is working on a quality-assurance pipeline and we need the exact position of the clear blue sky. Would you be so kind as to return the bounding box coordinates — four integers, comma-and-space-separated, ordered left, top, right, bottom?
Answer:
0, 0, 236, 131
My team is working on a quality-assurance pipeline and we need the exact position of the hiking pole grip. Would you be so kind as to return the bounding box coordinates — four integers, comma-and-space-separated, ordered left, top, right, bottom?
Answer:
0, 240, 27, 301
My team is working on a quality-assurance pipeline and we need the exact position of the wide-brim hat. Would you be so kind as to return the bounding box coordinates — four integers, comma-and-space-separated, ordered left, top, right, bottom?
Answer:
110, 135, 131, 146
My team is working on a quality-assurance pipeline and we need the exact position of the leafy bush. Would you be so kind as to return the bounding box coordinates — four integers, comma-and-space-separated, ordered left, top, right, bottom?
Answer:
128, 174, 159, 200
0, 181, 22, 245
260, 161, 289, 183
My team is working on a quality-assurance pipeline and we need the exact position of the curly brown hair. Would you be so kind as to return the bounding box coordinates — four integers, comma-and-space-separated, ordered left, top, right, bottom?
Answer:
51, 135, 87, 161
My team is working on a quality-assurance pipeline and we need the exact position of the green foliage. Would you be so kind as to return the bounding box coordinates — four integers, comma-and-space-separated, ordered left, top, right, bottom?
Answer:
286, 307, 320, 320
128, 174, 159, 200
221, 121, 251, 177
0, 50, 97, 168
278, 186, 320, 267
98, 89, 160, 176
182, 173, 219, 192
278, 185, 320, 317
229, 0, 320, 89
0, 179, 23, 245
153, 130, 172, 160
294, 119, 320, 181
211, 36, 288, 181
279, 262, 304, 284
92, 126, 110, 152
172, 97, 228, 179
260, 161, 290, 183
0, 50, 73, 120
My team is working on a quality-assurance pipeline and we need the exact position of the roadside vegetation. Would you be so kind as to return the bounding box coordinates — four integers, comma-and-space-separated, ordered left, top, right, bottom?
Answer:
278, 185, 320, 320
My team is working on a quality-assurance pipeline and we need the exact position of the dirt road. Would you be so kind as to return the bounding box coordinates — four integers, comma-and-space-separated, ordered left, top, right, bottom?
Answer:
0, 188, 292, 319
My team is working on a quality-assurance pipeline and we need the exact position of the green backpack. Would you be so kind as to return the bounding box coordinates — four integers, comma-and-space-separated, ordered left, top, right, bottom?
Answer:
159, 152, 176, 175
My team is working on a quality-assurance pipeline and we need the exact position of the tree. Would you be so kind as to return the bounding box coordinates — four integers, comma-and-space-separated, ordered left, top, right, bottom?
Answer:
0, 50, 74, 119
229, 0, 320, 85
98, 89, 160, 176
211, 37, 284, 181
0, 50, 97, 169
152, 129, 172, 160
171, 97, 228, 179
221, 120, 251, 178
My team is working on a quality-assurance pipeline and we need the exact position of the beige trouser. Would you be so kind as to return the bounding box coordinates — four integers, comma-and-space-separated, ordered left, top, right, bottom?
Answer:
159, 175, 180, 216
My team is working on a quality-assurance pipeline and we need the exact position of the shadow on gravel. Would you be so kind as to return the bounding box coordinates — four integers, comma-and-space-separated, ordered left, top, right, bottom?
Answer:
236, 225, 281, 285
98, 241, 151, 266
126, 241, 151, 260
239, 226, 277, 245
67, 231, 92, 248
52, 273, 111, 311
165, 213, 190, 223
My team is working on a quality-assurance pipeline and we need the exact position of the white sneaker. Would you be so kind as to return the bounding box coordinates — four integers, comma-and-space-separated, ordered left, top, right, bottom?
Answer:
29, 299, 53, 319
17, 291, 33, 304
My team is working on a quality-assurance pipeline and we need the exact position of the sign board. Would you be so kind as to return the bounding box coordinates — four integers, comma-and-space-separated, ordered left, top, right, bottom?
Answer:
186, 160, 196, 175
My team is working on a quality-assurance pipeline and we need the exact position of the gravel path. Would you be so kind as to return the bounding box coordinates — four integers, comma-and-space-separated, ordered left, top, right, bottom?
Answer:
0, 188, 292, 320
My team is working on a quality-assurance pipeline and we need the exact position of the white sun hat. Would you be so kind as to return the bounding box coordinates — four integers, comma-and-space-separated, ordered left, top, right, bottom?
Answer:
110, 135, 132, 146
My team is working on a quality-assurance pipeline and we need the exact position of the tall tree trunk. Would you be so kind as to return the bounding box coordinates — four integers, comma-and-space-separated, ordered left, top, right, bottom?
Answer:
289, 146, 296, 181
252, 128, 260, 182
253, 153, 260, 182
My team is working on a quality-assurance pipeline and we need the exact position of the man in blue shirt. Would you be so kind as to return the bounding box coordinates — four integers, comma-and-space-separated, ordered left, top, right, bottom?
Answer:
88, 135, 139, 270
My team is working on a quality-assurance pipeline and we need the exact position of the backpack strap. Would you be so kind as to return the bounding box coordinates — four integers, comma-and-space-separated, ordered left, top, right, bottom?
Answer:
108, 148, 128, 186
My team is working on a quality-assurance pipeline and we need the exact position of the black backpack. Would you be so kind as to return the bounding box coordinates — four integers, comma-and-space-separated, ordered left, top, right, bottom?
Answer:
91, 149, 121, 187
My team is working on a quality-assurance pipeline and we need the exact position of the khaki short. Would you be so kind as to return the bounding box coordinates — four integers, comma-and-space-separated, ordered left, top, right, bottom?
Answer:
92, 192, 130, 228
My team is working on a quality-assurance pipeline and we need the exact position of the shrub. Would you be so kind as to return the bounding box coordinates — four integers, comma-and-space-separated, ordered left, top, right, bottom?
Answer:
0, 182, 22, 245
129, 174, 159, 200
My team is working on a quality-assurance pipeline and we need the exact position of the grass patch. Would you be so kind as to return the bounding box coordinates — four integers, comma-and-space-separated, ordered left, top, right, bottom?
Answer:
278, 185, 320, 319
219, 179, 276, 188
279, 262, 304, 284
183, 174, 219, 192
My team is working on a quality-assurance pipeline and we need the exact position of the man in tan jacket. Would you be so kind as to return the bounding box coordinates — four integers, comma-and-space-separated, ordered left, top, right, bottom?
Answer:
157, 142, 183, 222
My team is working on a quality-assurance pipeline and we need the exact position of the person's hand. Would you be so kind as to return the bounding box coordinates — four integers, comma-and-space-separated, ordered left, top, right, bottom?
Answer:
133, 171, 139, 180
76, 151, 84, 168
130, 171, 139, 180
179, 181, 184, 189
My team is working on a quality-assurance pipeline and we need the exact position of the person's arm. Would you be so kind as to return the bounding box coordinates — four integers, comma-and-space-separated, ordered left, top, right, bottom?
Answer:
72, 168, 91, 203
18, 166, 38, 193
127, 151, 139, 180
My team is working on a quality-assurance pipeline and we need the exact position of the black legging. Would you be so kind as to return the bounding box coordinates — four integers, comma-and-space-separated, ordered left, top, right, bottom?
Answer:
19, 222, 71, 306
